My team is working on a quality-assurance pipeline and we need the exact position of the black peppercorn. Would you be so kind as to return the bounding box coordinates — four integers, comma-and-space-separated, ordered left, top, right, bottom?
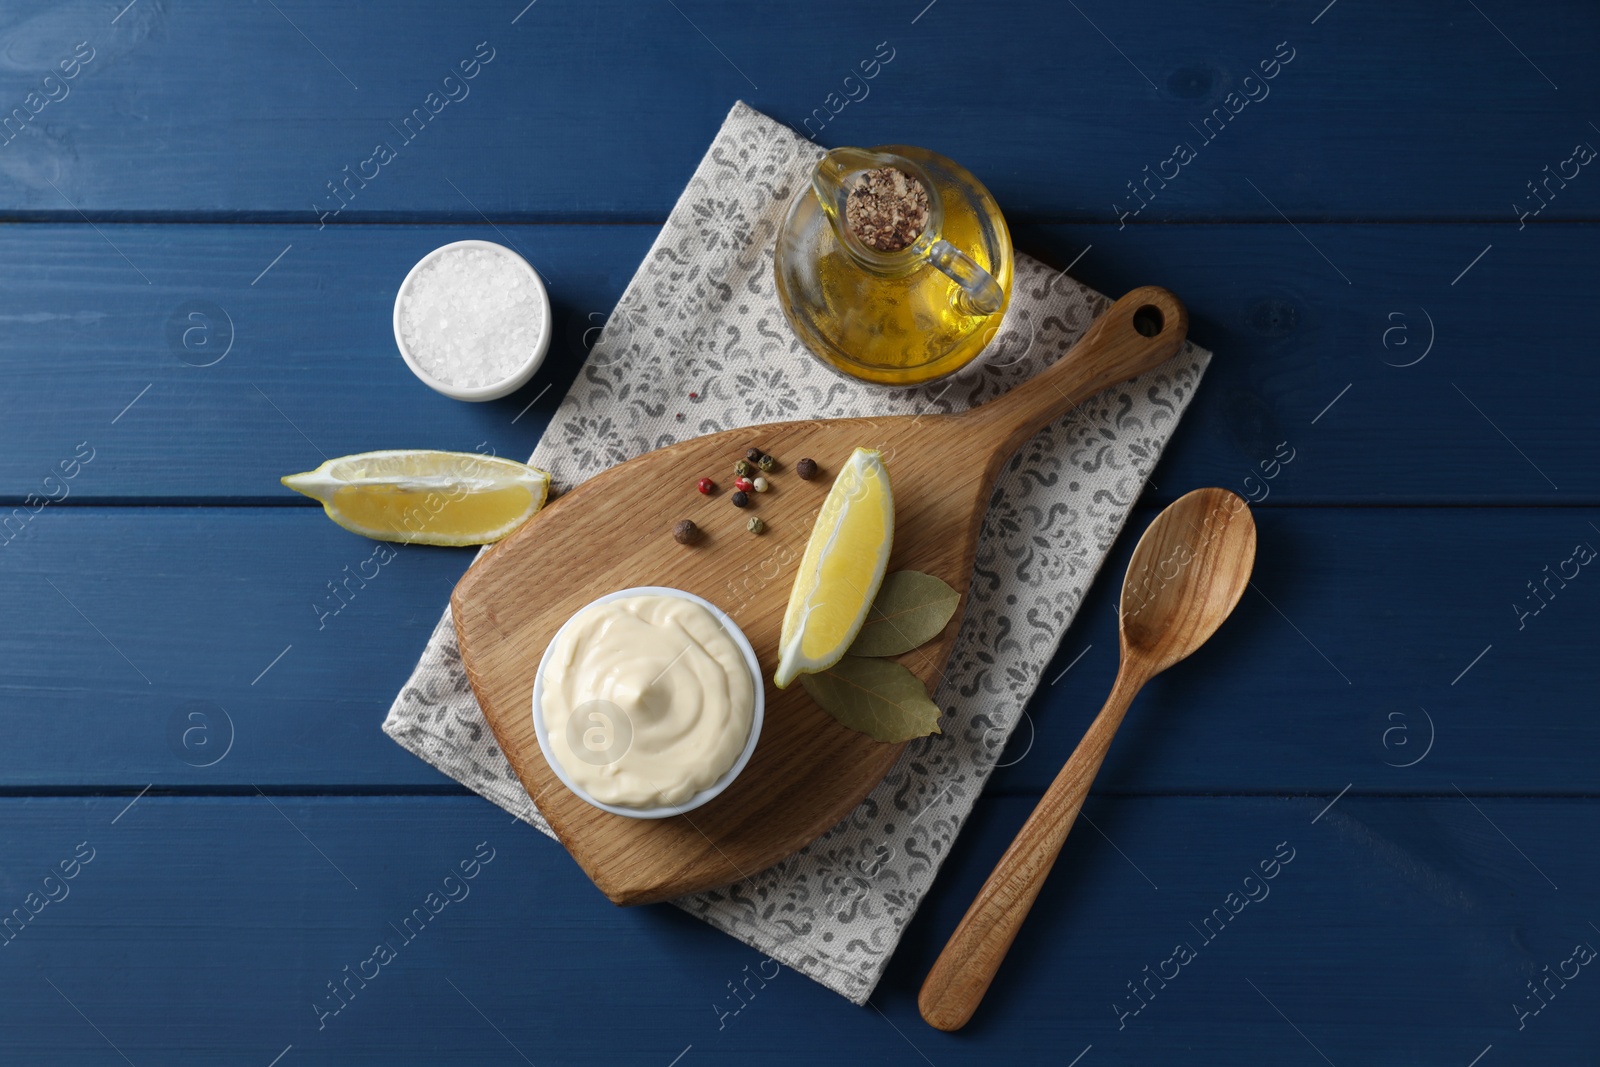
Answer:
745, 447, 763, 464
796, 457, 818, 480
672, 519, 701, 545
731, 490, 750, 508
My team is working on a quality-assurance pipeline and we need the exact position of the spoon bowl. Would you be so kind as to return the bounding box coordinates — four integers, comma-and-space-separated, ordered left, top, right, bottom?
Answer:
1119, 487, 1256, 675
919, 487, 1256, 1031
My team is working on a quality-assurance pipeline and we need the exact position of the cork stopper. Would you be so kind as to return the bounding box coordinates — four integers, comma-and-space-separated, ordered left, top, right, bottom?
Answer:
844, 167, 930, 253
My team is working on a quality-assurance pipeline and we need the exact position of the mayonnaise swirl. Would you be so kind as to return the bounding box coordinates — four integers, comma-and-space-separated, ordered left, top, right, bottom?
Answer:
541, 594, 755, 808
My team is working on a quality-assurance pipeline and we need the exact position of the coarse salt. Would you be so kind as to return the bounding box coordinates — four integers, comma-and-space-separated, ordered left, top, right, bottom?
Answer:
398, 245, 545, 388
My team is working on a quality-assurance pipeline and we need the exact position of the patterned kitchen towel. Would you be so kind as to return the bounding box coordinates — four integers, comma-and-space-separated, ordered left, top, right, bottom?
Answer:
384, 100, 1209, 1004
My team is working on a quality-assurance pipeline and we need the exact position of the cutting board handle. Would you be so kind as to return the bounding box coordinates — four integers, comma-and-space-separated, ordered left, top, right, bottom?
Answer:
959, 285, 1188, 461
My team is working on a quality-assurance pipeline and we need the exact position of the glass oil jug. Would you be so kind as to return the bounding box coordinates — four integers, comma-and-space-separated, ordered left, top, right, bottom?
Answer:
774, 145, 1013, 387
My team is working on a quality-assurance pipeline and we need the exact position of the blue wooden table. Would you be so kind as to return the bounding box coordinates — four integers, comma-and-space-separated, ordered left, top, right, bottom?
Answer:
2, 1, 1595, 1062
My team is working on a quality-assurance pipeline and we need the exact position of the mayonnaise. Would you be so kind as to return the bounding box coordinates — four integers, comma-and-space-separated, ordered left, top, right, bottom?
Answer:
540, 594, 755, 809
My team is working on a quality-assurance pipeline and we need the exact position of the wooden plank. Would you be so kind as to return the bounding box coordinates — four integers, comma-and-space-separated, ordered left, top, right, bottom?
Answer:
2, 505, 1595, 794
0, 2, 1593, 221
0, 507, 473, 788
1039, 220, 1599, 505
0, 223, 655, 502
993, 502, 1600, 796
902, 794, 1598, 1061
0, 794, 1591, 1062
0, 222, 1594, 504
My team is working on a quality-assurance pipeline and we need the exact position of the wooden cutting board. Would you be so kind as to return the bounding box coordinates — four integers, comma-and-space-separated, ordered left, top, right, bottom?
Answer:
452, 286, 1188, 905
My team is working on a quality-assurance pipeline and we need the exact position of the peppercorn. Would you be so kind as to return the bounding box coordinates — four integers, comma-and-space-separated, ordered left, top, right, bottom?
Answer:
733, 476, 754, 493
756, 454, 776, 472
731, 490, 750, 508
734, 459, 753, 477
745, 447, 764, 464
752, 476, 769, 493
796, 457, 818, 480
697, 477, 715, 495
747, 517, 766, 534
672, 519, 701, 545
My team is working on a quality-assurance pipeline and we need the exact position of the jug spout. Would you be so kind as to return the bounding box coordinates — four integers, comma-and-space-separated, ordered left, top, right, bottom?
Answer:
811, 147, 902, 220
811, 147, 1006, 317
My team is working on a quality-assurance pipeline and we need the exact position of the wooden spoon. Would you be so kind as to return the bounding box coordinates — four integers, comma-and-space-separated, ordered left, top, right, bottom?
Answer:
918, 486, 1256, 1030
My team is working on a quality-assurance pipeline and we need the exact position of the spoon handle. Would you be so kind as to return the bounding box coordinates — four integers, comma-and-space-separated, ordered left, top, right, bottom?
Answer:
918, 667, 1146, 1031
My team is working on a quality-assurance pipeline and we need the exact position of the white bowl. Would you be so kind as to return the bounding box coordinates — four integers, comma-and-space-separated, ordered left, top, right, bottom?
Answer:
392, 239, 552, 402
531, 586, 764, 820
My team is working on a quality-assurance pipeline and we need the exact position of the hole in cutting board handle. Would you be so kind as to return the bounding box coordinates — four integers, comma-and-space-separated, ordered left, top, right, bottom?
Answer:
1132, 304, 1165, 337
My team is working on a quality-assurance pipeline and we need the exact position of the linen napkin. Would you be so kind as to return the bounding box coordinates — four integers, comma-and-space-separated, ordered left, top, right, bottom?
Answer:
384, 101, 1210, 1004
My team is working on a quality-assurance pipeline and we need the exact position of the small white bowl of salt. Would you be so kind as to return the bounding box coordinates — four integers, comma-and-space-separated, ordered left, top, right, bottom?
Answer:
393, 239, 552, 402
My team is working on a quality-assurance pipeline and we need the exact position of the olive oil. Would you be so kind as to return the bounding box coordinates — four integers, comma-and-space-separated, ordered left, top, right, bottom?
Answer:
775, 145, 1013, 388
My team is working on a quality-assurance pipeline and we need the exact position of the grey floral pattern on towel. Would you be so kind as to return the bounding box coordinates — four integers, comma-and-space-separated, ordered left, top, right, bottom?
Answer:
384, 100, 1209, 1004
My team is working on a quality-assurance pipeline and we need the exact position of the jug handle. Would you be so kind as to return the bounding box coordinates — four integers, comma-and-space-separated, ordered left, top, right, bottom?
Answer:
812, 148, 1007, 317
924, 238, 1006, 316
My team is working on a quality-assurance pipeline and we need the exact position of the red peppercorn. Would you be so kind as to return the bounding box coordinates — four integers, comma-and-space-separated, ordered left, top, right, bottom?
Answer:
697, 477, 715, 495
733, 476, 755, 493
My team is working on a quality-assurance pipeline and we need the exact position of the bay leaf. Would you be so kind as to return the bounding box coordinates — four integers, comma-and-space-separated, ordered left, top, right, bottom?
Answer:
800, 655, 942, 743
848, 570, 960, 657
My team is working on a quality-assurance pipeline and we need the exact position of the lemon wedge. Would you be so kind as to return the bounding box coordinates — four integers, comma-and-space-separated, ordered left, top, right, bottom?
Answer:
774, 447, 894, 688
282, 449, 550, 545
